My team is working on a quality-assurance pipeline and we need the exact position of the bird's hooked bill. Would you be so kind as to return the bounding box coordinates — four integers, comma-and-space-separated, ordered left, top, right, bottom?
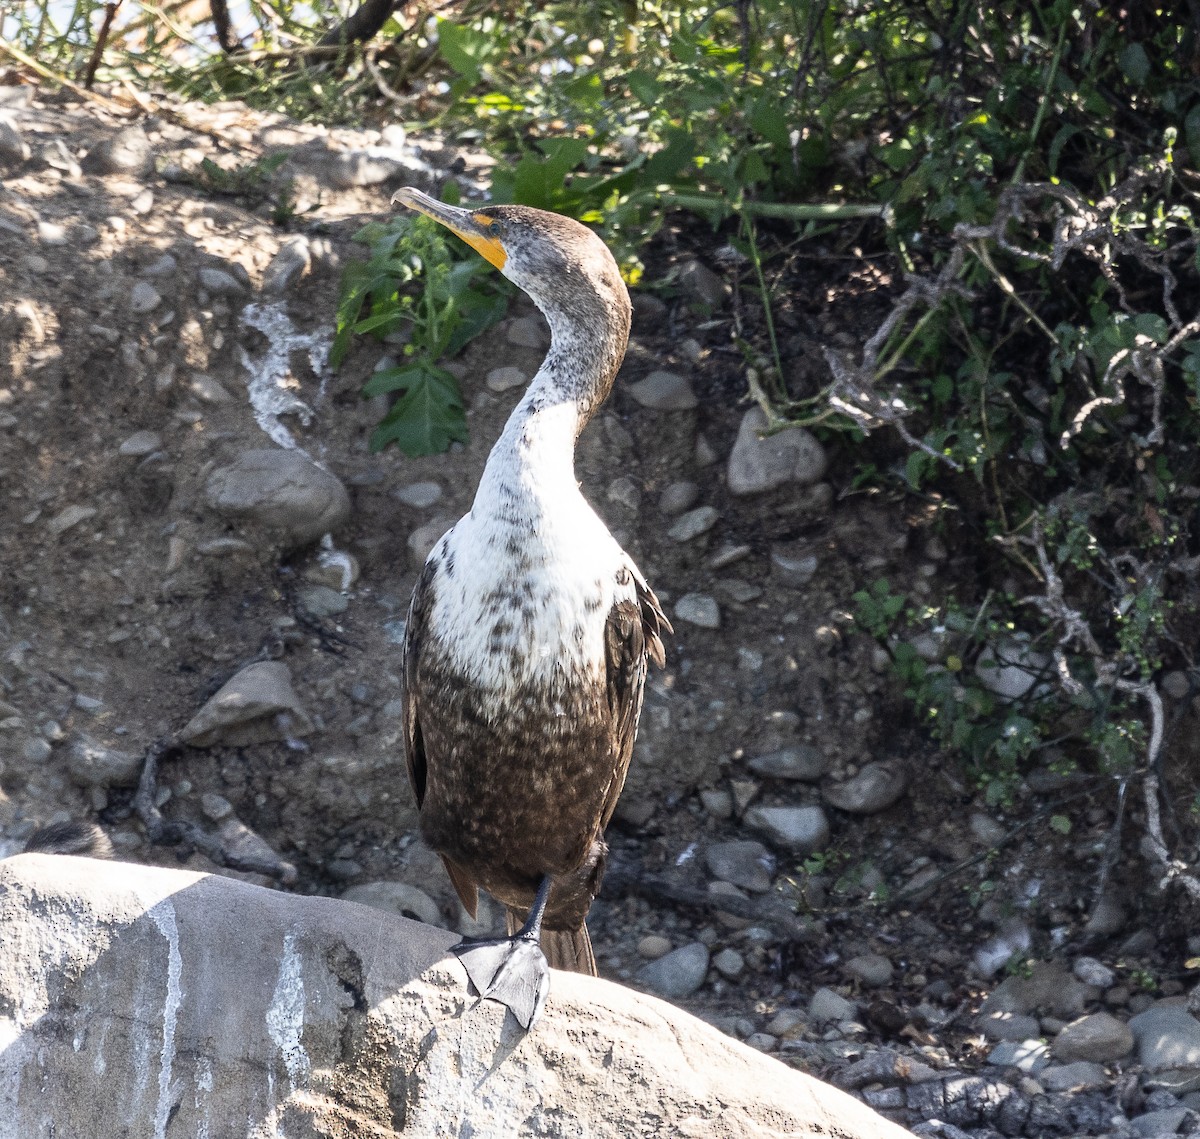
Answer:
391, 187, 507, 271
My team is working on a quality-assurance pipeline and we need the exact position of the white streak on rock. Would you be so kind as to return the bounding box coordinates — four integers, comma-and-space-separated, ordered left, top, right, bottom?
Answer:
148, 901, 183, 1139
238, 301, 329, 450
266, 932, 310, 1088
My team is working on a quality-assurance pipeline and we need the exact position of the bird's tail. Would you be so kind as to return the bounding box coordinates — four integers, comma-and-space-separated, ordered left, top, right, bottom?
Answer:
506, 908, 597, 976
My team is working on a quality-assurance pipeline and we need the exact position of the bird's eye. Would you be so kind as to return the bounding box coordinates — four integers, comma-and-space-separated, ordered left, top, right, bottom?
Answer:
473, 213, 499, 230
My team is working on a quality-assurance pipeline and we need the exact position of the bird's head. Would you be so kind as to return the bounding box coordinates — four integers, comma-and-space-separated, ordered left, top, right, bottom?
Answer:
390, 188, 630, 339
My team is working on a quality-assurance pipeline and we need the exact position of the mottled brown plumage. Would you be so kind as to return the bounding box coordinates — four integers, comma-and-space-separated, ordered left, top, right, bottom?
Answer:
393, 189, 669, 1026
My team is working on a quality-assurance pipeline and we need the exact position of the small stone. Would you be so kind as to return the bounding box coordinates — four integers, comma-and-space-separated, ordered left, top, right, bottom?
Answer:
631, 293, 667, 330
1039, 1061, 1110, 1091
699, 789, 733, 819
261, 237, 310, 296
713, 948, 745, 979
708, 544, 752, 571
968, 812, 1008, 847
627, 370, 698, 411
1129, 1006, 1200, 1070
188, 374, 232, 404
637, 942, 710, 999
667, 506, 718, 543
129, 281, 162, 314
765, 1009, 806, 1038
637, 935, 673, 960
809, 987, 857, 1024
74, 694, 104, 713
21, 737, 51, 764
1051, 1008, 1132, 1060
67, 736, 142, 788
143, 254, 178, 277
727, 406, 828, 496
204, 449, 351, 548
0, 118, 30, 164
118, 430, 163, 458
677, 260, 728, 309
980, 1011, 1042, 1042
1073, 957, 1116, 988
88, 127, 153, 176
198, 267, 248, 297
705, 840, 775, 893
486, 365, 529, 392
673, 593, 720, 629
747, 746, 828, 782
845, 954, 894, 988
37, 221, 68, 246
975, 639, 1051, 700
987, 1039, 1051, 1072
744, 1033, 777, 1052
47, 505, 97, 538
659, 481, 699, 515
770, 542, 818, 587
823, 762, 909, 814
200, 793, 234, 821
1162, 670, 1191, 701
178, 660, 313, 748
744, 805, 829, 854
1130, 1107, 1190, 1137
506, 315, 548, 349
407, 519, 451, 569
393, 481, 443, 508
297, 585, 348, 619
342, 881, 446, 928
607, 477, 641, 512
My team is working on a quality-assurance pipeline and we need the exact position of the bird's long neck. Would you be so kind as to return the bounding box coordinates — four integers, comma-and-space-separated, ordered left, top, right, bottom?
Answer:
474, 295, 630, 511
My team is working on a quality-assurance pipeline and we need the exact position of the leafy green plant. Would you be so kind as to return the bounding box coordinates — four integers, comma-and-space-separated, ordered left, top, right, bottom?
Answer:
330, 212, 509, 454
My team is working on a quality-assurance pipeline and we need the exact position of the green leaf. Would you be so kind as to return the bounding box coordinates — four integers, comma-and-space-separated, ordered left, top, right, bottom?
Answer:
749, 98, 790, 148
1119, 42, 1150, 86
362, 364, 424, 398
1049, 814, 1072, 835
369, 369, 467, 456
437, 19, 489, 84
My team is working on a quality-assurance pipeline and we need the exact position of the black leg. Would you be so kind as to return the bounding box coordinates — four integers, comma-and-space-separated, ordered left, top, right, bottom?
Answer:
452, 875, 554, 1031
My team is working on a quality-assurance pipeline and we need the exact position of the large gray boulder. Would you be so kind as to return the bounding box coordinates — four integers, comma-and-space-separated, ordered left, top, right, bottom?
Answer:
0, 854, 912, 1138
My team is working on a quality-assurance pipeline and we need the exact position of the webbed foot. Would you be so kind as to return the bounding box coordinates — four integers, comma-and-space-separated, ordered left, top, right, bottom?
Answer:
454, 933, 550, 1030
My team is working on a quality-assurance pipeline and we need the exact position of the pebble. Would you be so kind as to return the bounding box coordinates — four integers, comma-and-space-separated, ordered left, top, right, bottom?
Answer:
21, 737, 51, 764
980, 1011, 1042, 1042
198, 267, 248, 297
709, 544, 752, 570
667, 506, 718, 542
712, 948, 745, 979
987, 1039, 1050, 1072
1072, 956, 1116, 988
631, 293, 667, 330
627, 370, 698, 411
393, 481, 443, 509
606, 477, 641, 511
636, 942, 710, 999
637, 935, 672, 960
1131, 1107, 1191, 1136
143, 253, 178, 277
705, 840, 775, 893
809, 987, 857, 1024
699, 788, 733, 819
1129, 1006, 1200, 1070
88, 126, 153, 175
261, 236, 310, 296
1039, 1061, 1110, 1091
0, 118, 30, 164
297, 585, 348, 619
73, 694, 103, 713
673, 593, 720, 629
744, 1032, 777, 1052
726, 406, 828, 496
66, 735, 142, 787
341, 881, 445, 928
129, 281, 162, 314
747, 746, 828, 782
743, 804, 829, 854
204, 448, 351, 548
769, 542, 818, 587
975, 639, 1051, 700
37, 221, 68, 246
178, 660, 313, 748
765, 1009, 806, 1038
506, 314, 548, 349
677, 260, 728, 309
118, 430, 163, 458
407, 519, 450, 568
486, 365, 529, 392
823, 761, 909, 814
968, 812, 1008, 847
200, 792, 233, 821
844, 953, 894, 988
47, 505, 96, 538
659, 481, 699, 515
